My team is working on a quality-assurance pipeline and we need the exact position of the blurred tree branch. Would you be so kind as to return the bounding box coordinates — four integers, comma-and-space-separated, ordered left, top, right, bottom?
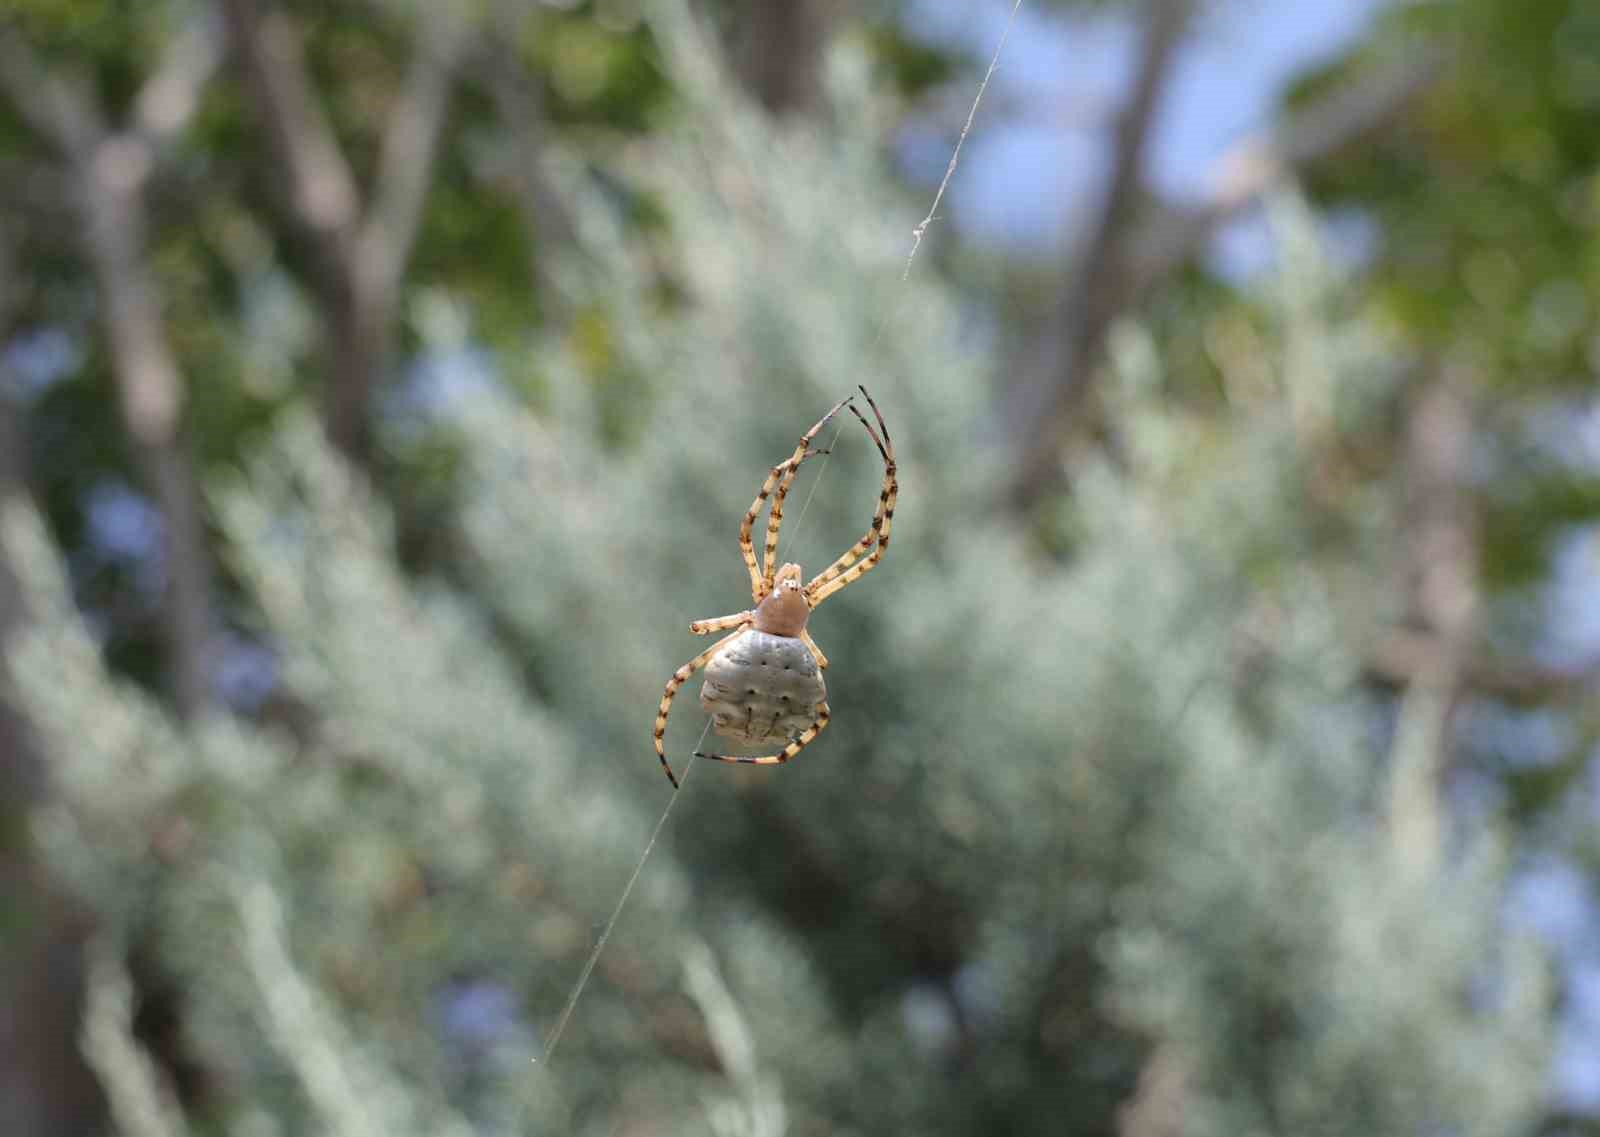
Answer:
1008, 0, 1191, 508
1369, 629, 1600, 706
1117, 1043, 1188, 1137
1125, 51, 1442, 299
1369, 371, 1593, 719
731, 0, 833, 116
1385, 369, 1479, 869
220, 0, 471, 467
134, 15, 224, 153
483, 0, 576, 321
0, 18, 220, 719
1007, 40, 1442, 508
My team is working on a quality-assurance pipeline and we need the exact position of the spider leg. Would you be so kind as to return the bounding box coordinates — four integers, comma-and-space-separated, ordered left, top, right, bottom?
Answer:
805, 387, 896, 605
695, 703, 831, 767
654, 629, 748, 787
740, 396, 853, 602
800, 628, 829, 670
763, 398, 855, 586
740, 454, 818, 602
690, 610, 755, 636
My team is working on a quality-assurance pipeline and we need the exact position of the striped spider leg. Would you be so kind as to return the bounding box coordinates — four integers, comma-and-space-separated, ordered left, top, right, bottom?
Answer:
696, 700, 832, 771
804, 386, 896, 607
739, 395, 853, 603
693, 609, 828, 670
653, 627, 747, 788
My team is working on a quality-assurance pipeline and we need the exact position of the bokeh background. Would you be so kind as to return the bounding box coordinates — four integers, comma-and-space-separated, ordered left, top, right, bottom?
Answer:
3, 0, 1599, 1134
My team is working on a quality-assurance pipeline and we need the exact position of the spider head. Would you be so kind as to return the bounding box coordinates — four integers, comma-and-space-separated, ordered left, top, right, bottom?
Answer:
752, 563, 809, 637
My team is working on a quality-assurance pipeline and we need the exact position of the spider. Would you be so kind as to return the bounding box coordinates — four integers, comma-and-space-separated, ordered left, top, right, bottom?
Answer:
652, 386, 897, 788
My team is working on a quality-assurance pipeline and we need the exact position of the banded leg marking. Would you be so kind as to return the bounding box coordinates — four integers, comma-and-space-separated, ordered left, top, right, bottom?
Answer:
764, 397, 854, 586
806, 387, 896, 604
690, 610, 754, 636
740, 396, 853, 602
800, 628, 829, 670
654, 629, 747, 788
695, 703, 831, 767
808, 474, 895, 605
741, 455, 814, 601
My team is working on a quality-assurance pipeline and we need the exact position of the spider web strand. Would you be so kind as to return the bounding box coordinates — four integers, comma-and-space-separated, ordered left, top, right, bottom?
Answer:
902, 0, 1024, 280
534, 717, 712, 1068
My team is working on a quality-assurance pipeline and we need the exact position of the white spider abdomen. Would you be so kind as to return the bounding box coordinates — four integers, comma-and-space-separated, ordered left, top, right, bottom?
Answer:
700, 630, 826, 744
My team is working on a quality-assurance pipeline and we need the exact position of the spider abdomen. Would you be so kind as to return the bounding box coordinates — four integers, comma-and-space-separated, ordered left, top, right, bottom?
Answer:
700, 629, 826, 744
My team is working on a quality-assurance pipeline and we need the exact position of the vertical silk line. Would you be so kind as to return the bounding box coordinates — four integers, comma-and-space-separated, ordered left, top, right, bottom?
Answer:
535, 719, 711, 1067
903, 0, 1024, 280
536, 2, 1024, 1071
784, 0, 1022, 549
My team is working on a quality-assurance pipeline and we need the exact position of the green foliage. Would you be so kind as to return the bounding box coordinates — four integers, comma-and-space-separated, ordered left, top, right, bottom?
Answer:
1291, 0, 1600, 887
1, 0, 183, 104
1300, 0, 1600, 388
4, 10, 1559, 1134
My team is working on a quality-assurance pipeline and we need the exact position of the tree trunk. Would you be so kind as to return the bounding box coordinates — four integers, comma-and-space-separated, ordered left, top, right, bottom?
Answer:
732, 0, 831, 115
1386, 366, 1478, 870
222, 0, 468, 470
1008, 0, 1190, 508
83, 144, 213, 719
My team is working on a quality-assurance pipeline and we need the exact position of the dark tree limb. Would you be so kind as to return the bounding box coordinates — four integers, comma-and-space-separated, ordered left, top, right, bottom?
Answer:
219, 0, 362, 254
1006, 35, 1442, 508
0, 21, 219, 719
221, 0, 471, 466
0, 29, 103, 155
484, 0, 576, 319
363, 3, 468, 299
1125, 52, 1441, 300
1384, 368, 1478, 867
1368, 629, 1600, 707
1008, 0, 1192, 508
731, 0, 832, 115
133, 12, 226, 152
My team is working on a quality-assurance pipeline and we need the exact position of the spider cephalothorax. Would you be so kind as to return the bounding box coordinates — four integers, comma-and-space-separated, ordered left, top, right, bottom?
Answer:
652, 387, 896, 787
750, 563, 809, 635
